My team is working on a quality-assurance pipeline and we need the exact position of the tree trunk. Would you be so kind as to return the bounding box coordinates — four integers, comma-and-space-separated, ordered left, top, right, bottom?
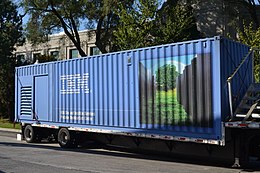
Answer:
95, 15, 108, 54
50, 2, 87, 57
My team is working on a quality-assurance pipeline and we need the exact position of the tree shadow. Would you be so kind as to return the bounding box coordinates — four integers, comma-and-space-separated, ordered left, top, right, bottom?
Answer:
1, 140, 260, 171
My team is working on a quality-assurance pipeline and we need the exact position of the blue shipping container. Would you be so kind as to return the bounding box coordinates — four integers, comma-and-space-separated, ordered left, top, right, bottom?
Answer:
15, 36, 251, 145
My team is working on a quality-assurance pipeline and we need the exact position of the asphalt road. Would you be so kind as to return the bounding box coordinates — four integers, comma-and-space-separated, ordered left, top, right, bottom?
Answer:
0, 130, 259, 173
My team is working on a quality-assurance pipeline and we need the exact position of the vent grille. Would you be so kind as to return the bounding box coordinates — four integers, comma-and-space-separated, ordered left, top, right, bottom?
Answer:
20, 86, 32, 116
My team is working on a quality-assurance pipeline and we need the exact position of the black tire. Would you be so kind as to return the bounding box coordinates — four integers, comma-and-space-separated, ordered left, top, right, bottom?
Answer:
24, 125, 36, 143
58, 128, 75, 148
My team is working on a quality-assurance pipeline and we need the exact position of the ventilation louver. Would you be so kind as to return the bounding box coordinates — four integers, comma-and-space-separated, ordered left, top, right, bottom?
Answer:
20, 86, 32, 116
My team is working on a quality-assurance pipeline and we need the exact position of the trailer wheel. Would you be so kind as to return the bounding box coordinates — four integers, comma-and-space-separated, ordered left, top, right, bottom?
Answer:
58, 128, 75, 148
24, 125, 36, 143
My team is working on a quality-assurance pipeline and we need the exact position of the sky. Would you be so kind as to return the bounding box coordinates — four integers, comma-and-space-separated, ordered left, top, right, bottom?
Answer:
13, 0, 29, 26
141, 55, 195, 75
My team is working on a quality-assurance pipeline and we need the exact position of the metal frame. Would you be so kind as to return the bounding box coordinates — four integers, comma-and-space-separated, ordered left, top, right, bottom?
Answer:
22, 122, 225, 146
226, 48, 258, 119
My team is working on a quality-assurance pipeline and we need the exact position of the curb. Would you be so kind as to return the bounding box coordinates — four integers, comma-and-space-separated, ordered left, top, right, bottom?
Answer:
0, 127, 21, 133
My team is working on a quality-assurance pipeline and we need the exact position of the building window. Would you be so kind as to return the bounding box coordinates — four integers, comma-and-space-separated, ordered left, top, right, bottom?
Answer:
69, 49, 78, 59
50, 51, 59, 59
16, 54, 26, 64
33, 53, 41, 62
16, 54, 25, 60
90, 47, 101, 56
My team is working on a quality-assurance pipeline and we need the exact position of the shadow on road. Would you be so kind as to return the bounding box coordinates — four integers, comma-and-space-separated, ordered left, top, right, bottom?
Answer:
0, 140, 260, 172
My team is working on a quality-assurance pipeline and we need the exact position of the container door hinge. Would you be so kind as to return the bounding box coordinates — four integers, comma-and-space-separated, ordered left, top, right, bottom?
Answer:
203, 42, 207, 48
127, 56, 132, 66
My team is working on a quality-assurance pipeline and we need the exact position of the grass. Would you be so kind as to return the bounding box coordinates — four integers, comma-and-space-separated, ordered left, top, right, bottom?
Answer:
141, 89, 189, 126
0, 118, 21, 129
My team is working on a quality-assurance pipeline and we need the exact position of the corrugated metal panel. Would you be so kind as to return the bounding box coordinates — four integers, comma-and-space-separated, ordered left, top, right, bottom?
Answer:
16, 64, 49, 121
54, 52, 139, 128
15, 36, 251, 141
176, 53, 212, 127
220, 39, 251, 120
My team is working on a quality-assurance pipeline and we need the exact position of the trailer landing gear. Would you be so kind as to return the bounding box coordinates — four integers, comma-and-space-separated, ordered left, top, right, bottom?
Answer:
232, 129, 249, 168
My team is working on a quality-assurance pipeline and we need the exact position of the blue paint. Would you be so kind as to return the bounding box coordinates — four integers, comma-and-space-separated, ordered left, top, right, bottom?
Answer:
15, 37, 251, 141
34, 75, 48, 121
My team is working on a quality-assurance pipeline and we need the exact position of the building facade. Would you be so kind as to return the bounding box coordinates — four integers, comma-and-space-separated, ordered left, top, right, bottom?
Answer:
191, 0, 260, 38
15, 30, 101, 63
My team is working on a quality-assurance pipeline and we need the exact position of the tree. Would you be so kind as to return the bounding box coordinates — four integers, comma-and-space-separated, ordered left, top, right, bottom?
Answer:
113, 0, 159, 50
113, 0, 201, 51
94, 0, 134, 53
23, 0, 92, 56
154, 1, 201, 45
156, 64, 179, 91
224, 0, 260, 29
0, 0, 23, 120
242, 0, 260, 28
22, 0, 134, 54
237, 22, 260, 82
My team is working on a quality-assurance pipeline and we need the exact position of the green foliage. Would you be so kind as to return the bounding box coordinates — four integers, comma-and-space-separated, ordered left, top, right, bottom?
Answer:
0, 118, 21, 129
255, 64, 260, 82
0, 0, 23, 61
154, 3, 201, 44
113, 0, 159, 50
22, 0, 134, 54
23, 0, 200, 53
92, 0, 135, 53
155, 64, 179, 91
23, 0, 87, 37
237, 22, 260, 82
0, 0, 23, 120
113, 1, 201, 51
22, 0, 98, 55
